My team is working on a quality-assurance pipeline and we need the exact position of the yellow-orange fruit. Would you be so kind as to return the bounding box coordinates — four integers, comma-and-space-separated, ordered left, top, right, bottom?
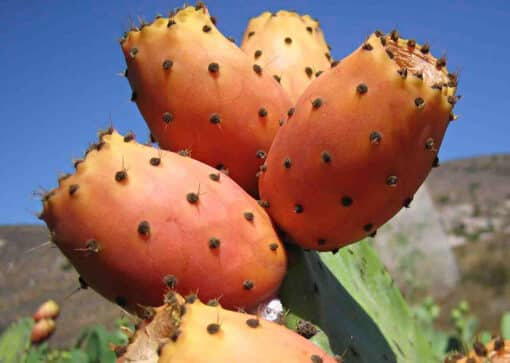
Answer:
119, 292, 337, 363
33, 300, 60, 321
30, 318, 56, 344
39, 130, 286, 313
259, 31, 458, 251
446, 338, 510, 362
120, 5, 292, 196
241, 10, 332, 103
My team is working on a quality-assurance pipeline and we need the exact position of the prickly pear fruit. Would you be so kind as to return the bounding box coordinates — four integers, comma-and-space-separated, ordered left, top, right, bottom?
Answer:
119, 292, 338, 363
447, 337, 510, 362
39, 130, 286, 313
30, 319, 56, 344
33, 300, 59, 321
259, 31, 459, 251
120, 4, 292, 196
241, 10, 332, 103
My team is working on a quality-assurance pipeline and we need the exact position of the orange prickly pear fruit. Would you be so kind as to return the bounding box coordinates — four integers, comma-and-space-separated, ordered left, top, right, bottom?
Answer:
446, 337, 510, 362
120, 4, 292, 196
30, 319, 56, 344
259, 30, 459, 251
33, 299, 60, 321
118, 292, 338, 363
241, 10, 332, 103
39, 130, 286, 314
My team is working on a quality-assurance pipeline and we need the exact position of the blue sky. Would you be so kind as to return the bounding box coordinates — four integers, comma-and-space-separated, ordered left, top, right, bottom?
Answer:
0, 0, 508, 224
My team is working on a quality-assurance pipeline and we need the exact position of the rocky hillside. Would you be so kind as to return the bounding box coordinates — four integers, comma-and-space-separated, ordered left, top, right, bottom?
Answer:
426, 153, 510, 331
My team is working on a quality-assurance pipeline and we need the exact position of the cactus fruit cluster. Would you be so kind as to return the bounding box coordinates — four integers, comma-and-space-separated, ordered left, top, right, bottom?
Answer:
35, 2, 462, 362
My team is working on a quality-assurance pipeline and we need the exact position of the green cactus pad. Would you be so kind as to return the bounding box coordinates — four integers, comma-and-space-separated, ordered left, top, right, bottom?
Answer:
280, 240, 442, 363
0, 317, 33, 363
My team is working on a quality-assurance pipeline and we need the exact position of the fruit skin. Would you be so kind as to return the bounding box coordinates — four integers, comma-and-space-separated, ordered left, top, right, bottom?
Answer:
30, 319, 56, 344
259, 31, 458, 251
33, 300, 59, 321
120, 5, 292, 196
39, 130, 287, 314
447, 337, 510, 362
119, 292, 338, 363
241, 10, 332, 103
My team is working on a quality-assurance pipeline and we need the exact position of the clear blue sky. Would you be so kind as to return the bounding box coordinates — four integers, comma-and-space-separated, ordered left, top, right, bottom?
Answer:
1, 0, 508, 224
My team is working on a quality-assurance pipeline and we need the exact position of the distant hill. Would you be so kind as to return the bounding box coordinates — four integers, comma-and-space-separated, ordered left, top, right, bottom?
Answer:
426, 153, 510, 331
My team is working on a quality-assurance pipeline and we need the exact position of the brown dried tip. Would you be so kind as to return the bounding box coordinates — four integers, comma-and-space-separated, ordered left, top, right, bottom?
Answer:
244, 211, 254, 221
162, 59, 173, 70
294, 204, 304, 213
150, 157, 161, 166
69, 184, 79, 196
321, 151, 331, 163
246, 318, 260, 328
356, 83, 368, 94
209, 237, 220, 249
186, 192, 199, 204
137, 220, 150, 236
206, 323, 220, 334
243, 280, 254, 290
163, 274, 177, 288
209, 113, 221, 124
209, 173, 220, 181
390, 29, 399, 42
362, 43, 373, 51
473, 340, 488, 357
310, 355, 323, 363
296, 319, 318, 339
208, 62, 219, 73
436, 56, 447, 68
312, 98, 323, 109
415, 97, 425, 108
386, 175, 398, 186
115, 170, 127, 182
369, 131, 382, 144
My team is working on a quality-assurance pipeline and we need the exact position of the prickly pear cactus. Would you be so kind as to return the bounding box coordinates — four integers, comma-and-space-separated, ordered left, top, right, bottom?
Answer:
259, 30, 459, 251
241, 10, 332, 103
39, 130, 287, 314
120, 4, 292, 195
119, 292, 338, 363
0, 318, 33, 363
280, 241, 442, 362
